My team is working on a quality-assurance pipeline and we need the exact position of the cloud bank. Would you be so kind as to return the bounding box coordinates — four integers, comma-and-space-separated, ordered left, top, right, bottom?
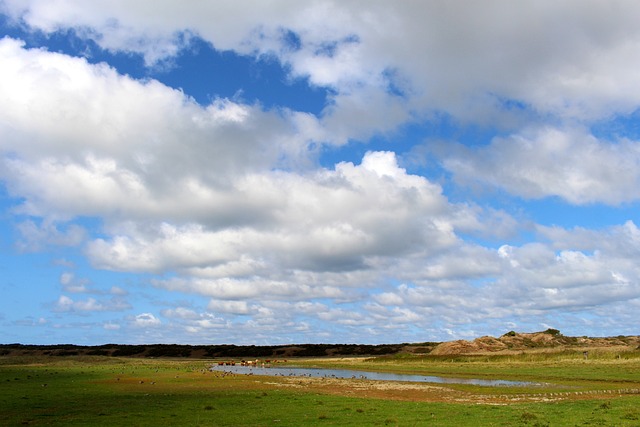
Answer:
1, 1, 640, 344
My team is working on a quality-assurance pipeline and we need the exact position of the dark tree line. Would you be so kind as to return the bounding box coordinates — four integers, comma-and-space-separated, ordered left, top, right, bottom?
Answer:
0, 342, 430, 358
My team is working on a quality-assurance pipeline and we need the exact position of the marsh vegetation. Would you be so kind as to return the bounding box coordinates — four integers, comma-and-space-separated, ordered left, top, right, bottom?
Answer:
1, 345, 639, 426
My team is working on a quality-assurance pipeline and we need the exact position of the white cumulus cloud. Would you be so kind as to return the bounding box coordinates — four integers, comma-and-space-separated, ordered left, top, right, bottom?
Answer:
439, 126, 640, 205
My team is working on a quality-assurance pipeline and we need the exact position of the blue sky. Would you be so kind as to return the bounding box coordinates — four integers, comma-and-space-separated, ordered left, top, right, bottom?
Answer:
1, 1, 640, 345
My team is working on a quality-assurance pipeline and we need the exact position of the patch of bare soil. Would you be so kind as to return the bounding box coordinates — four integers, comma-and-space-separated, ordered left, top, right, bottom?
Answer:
264, 376, 640, 405
271, 376, 470, 402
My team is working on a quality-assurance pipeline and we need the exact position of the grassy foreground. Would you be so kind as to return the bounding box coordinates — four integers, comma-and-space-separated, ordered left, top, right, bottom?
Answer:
1, 351, 639, 426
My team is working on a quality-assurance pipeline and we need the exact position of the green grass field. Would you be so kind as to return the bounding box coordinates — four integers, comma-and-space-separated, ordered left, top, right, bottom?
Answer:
1, 351, 639, 426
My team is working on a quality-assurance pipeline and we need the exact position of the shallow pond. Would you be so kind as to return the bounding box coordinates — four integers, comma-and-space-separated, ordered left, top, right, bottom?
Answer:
210, 365, 534, 387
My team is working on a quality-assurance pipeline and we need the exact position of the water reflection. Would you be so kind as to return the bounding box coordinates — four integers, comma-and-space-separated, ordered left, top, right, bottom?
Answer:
210, 365, 532, 387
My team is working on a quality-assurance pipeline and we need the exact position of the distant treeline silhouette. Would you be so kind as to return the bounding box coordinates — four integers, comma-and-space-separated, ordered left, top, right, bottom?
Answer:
0, 342, 438, 358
